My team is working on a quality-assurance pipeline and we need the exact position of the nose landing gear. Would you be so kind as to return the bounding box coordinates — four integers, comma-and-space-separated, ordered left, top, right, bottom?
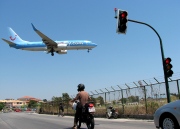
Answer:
87, 49, 92, 53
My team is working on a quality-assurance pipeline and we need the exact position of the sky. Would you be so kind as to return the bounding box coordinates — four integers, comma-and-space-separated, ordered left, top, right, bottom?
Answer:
0, 1, 180, 101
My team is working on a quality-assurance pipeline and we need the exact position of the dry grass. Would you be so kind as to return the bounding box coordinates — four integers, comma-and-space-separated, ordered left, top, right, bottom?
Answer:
40, 99, 173, 116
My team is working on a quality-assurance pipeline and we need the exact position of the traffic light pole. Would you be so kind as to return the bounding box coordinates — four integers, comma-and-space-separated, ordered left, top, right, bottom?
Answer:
128, 19, 171, 103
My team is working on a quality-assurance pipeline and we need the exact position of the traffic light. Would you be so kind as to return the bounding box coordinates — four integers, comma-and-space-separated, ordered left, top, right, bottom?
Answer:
117, 10, 128, 34
164, 57, 173, 77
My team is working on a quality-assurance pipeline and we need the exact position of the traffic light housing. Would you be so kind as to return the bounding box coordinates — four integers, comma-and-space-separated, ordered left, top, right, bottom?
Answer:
164, 57, 173, 77
117, 10, 128, 34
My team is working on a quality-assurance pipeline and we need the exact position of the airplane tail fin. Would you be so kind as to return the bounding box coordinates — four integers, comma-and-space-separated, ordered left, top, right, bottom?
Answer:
8, 27, 24, 43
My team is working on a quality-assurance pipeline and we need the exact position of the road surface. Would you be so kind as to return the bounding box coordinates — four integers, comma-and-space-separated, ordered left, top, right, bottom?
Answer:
0, 112, 155, 129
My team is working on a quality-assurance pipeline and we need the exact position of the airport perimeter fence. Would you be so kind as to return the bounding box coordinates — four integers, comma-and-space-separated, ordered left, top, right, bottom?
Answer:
83, 73, 180, 116
40, 73, 180, 118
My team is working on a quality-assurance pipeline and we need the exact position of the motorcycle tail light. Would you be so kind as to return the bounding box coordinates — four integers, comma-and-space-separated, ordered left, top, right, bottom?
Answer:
89, 103, 94, 107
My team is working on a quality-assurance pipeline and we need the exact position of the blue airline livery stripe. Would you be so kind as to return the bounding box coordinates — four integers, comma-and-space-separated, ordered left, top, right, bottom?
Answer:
13, 42, 96, 49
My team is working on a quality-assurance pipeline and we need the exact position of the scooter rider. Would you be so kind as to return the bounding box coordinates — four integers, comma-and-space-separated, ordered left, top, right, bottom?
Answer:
71, 83, 91, 129
107, 106, 113, 117
106, 105, 118, 119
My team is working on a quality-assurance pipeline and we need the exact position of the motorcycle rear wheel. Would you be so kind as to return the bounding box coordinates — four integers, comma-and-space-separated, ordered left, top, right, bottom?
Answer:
87, 117, 95, 129
114, 113, 118, 119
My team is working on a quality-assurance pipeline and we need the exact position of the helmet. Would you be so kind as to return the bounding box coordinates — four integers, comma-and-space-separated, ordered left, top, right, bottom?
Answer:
77, 83, 85, 91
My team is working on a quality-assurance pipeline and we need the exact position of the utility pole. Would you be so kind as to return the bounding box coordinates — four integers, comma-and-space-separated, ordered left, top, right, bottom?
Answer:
127, 19, 171, 103
114, 8, 171, 103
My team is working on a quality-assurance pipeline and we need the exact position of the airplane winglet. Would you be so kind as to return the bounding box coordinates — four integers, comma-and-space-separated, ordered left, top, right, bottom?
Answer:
31, 23, 38, 31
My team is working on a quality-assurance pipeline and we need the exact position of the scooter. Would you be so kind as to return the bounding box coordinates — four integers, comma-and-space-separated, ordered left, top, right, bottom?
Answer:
78, 102, 96, 129
106, 106, 118, 119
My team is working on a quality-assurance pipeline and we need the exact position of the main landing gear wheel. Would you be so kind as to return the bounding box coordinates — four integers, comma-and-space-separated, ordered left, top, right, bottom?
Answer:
50, 48, 54, 56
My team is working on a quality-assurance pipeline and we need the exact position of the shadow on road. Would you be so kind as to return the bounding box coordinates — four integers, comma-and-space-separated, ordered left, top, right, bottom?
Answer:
63, 127, 87, 129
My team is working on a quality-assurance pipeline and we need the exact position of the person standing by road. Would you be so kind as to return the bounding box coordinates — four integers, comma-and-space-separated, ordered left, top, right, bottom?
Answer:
58, 102, 64, 117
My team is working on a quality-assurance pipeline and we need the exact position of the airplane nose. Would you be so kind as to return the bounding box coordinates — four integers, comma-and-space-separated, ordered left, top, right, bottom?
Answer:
93, 43, 97, 47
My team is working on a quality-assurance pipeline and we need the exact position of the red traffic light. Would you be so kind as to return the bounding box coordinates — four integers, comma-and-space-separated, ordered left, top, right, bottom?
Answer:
121, 12, 127, 18
116, 9, 128, 34
165, 58, 171, 64
164, 57, 173, 77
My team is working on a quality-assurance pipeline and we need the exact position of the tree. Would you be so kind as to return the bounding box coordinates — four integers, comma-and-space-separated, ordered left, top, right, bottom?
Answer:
127, 95, 139, 102
62, 93, 71, 112
90, 96, 97, 106
28, 100, 38, 108
97, 96, 104, 106
119, 98, 127, 104
0, 102, 5, 111
21, 105, 27, 108
43, 99, 47, 102
51, 96, 62, 112
51, 96, 62, 106
112, 100, 116, 105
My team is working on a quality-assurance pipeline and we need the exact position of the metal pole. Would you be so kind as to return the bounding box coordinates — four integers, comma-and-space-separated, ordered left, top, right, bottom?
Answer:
125, 83, 130, 89
133, 82, 139, 87
105, 92, 107, 106
90, 91, 94, 95
121, 89, 124, 114
95, 90, 99, 94
143, 86, 147, 114
128, 19, 171, 103
154, 77, 160, 84
111, 86, 116, 91
100, 89, 104, 94
143, 80, 148, 114
177, 80, 180, 99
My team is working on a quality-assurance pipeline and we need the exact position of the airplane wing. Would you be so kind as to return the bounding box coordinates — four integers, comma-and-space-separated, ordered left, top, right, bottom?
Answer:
31, 23, 57, 49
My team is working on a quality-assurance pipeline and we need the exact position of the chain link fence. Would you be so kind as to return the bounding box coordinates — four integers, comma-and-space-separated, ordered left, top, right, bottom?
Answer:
84, 74, 180, 115
40, 74, 180, 117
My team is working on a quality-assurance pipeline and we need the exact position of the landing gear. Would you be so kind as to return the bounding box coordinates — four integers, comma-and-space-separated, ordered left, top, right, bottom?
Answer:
50, 48, 54, 56
43, 40, 54, 56
87, 49, 90, 53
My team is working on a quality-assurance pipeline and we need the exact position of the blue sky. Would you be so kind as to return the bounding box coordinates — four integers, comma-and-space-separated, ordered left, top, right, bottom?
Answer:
0, 1, 180, 100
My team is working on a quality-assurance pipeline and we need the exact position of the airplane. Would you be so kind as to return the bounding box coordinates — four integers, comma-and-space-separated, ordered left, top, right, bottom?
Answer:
2, 23, 97, 56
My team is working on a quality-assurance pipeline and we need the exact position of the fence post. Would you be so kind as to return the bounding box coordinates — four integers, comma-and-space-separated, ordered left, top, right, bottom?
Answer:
105, 92, 106, 106
177, 80, 180, 99
143, 86, 147, 114
143, 80, 148, 114
121, 89, 124, 114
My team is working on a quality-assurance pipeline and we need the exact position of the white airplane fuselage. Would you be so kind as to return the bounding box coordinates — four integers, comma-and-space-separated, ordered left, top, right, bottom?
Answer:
2, 24, 97, 56
14, 40, 96, 51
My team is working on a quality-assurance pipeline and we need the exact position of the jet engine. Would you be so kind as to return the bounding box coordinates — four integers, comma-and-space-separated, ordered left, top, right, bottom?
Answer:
57, 43, 67, 48
56, 50, 67, 54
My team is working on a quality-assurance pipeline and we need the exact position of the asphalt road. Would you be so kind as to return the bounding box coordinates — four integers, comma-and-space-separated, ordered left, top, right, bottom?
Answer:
0, 112, 156, 129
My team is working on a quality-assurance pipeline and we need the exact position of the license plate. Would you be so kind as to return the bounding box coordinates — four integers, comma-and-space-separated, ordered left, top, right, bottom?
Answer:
88, 107, 95, 112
